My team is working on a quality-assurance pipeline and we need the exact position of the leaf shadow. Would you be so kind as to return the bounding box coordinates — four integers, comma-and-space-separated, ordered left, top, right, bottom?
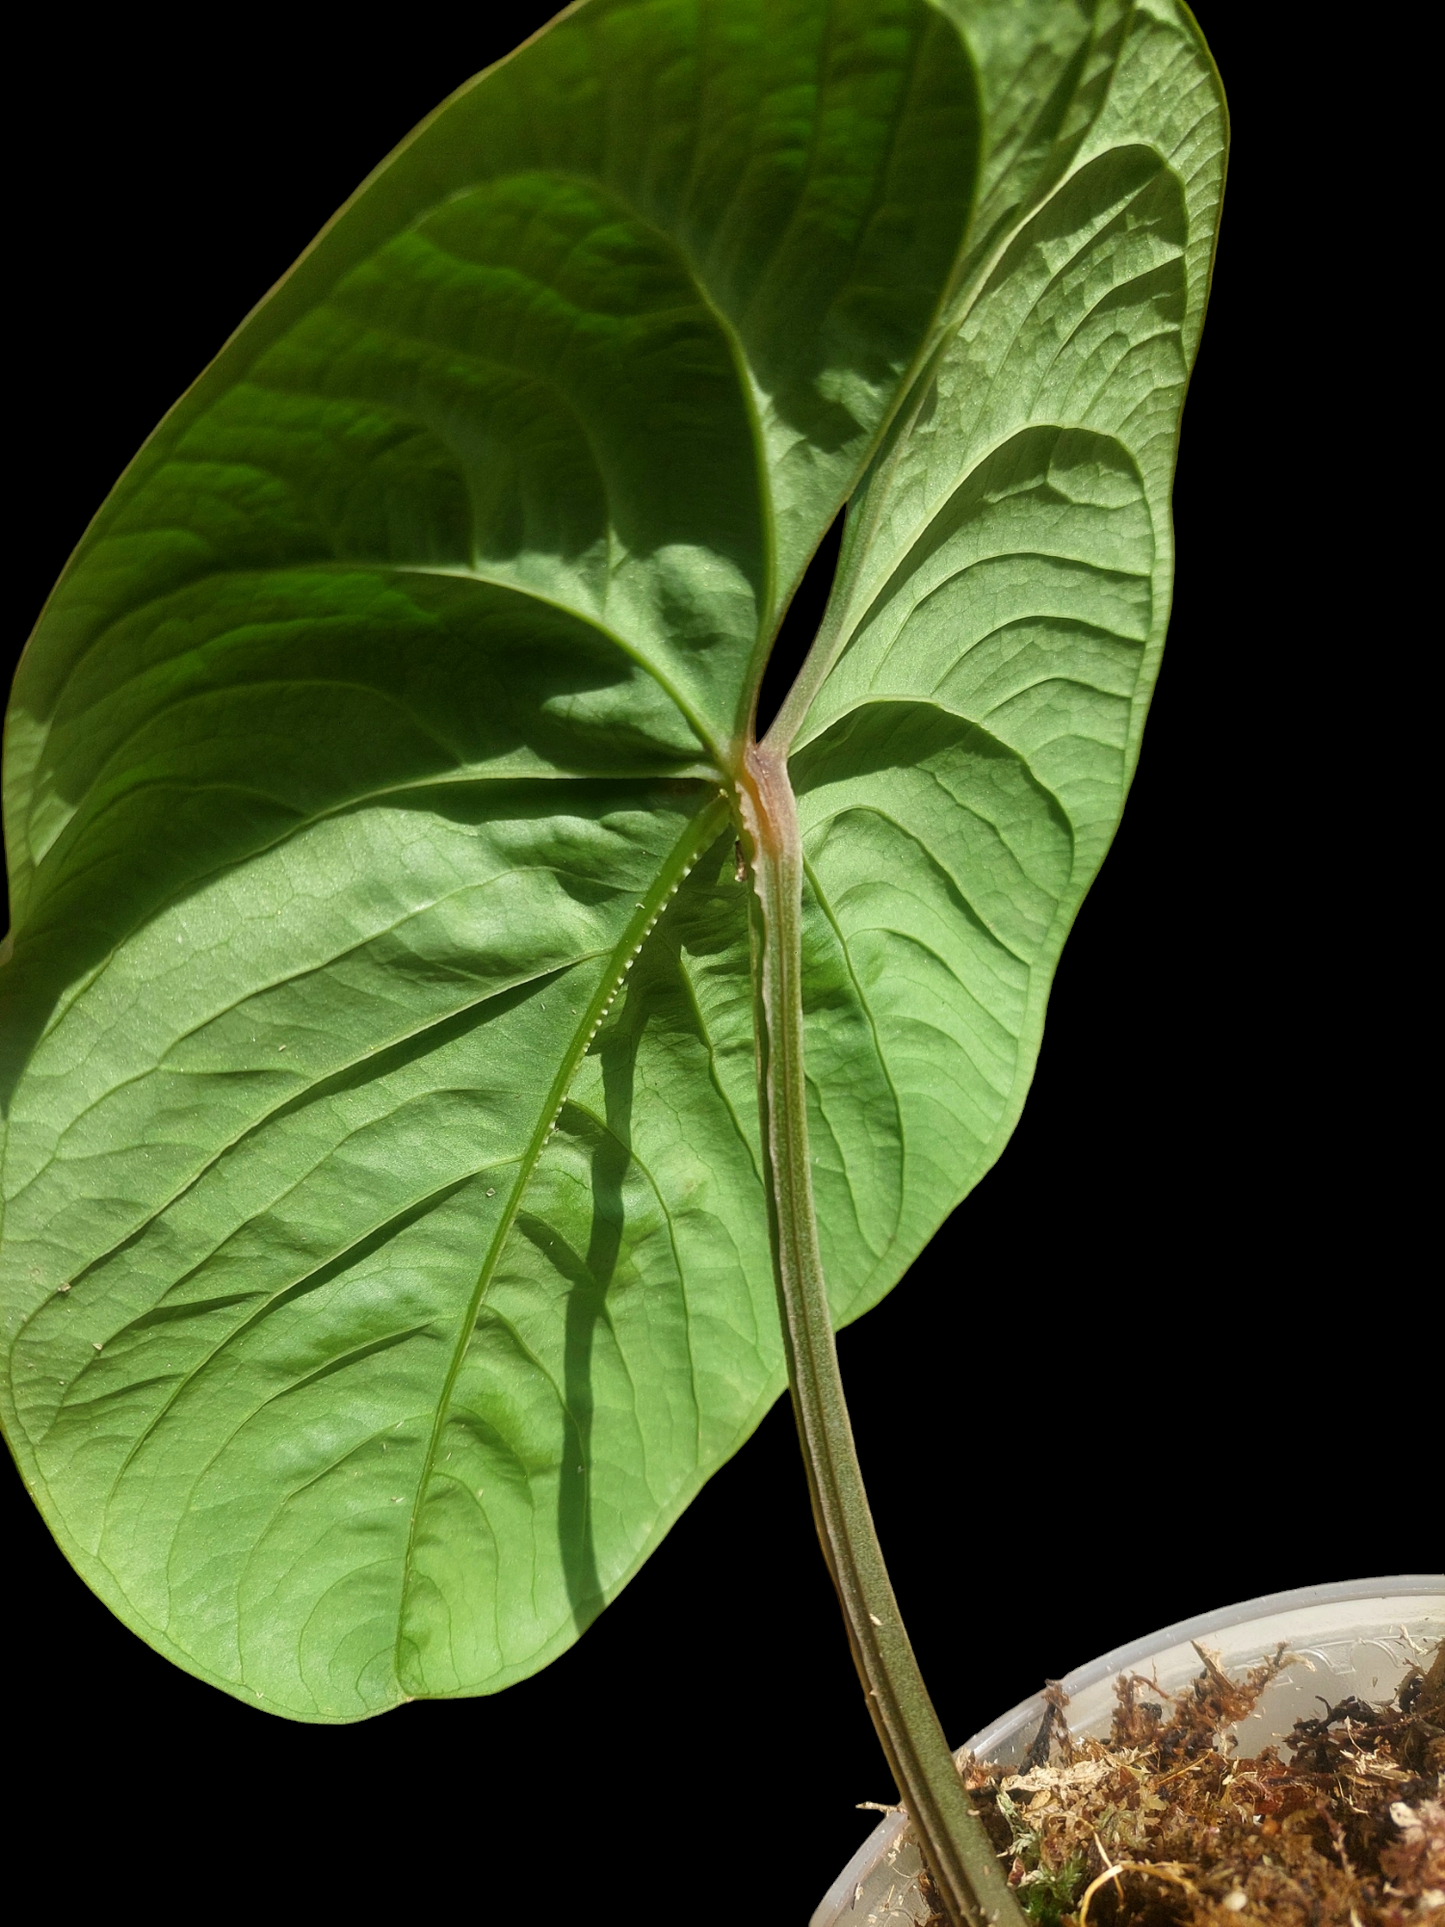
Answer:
514, 1021, 639, 1634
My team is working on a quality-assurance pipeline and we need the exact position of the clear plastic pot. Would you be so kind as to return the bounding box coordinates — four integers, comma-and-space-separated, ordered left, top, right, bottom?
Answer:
811, 1576, 1445, 1927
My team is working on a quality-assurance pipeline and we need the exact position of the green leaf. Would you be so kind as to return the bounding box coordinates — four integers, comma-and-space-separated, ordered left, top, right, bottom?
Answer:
0, 0, 1223, 1721
781, 0, 1226, 1324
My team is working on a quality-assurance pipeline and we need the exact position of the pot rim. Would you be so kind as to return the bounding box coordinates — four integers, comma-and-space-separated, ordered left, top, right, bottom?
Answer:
810, 1573, 1445, 1927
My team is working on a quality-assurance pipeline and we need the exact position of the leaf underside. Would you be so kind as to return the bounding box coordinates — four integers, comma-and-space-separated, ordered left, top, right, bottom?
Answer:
0, 0, 1223, 1719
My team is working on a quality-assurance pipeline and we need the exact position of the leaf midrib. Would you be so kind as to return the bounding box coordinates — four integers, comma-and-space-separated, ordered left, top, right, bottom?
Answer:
390, 789, 729, 1682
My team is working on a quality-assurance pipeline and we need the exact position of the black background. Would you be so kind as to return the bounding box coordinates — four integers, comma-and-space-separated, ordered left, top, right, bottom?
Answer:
4, 5, 1433, 1915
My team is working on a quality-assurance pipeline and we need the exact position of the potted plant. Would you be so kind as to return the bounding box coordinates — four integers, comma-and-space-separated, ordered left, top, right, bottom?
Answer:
0, 4, 1233, 1919
813, 1578, 1445, 1925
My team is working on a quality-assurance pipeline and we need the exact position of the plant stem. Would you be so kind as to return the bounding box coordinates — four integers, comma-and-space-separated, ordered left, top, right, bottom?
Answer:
736, 741, 1026, 1927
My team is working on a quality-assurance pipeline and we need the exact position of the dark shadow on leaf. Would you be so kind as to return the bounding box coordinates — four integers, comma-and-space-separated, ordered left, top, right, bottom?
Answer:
513, 1031, 637, 1634
513, 896, 668, 1632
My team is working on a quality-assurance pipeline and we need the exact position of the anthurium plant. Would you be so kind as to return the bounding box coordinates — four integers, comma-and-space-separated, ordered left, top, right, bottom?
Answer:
0, 2, 1224, 1916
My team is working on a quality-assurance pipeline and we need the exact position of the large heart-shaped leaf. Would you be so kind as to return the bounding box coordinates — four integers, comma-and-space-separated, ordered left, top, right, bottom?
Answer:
0, 0, 1224, 1720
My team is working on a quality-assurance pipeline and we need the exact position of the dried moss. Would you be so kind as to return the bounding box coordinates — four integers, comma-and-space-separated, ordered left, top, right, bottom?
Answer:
926, 1641, 1445, 1927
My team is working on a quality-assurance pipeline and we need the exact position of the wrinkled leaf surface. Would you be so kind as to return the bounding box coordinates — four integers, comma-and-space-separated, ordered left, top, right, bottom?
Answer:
0, 0, 1223, 1717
